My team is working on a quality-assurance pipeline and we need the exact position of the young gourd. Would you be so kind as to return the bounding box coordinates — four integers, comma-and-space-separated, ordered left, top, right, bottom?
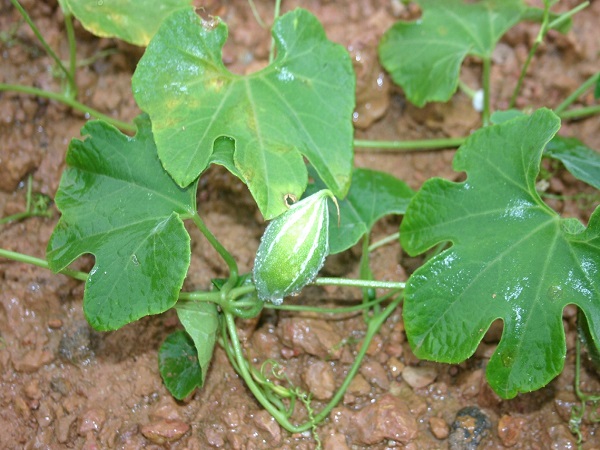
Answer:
253, 189, 336, 304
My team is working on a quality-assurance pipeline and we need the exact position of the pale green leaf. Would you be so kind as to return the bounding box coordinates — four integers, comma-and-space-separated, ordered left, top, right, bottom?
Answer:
176, 301, 219, 392
132, 8, 355, 219
379, 0, 525, 106
62, 0, 192, 46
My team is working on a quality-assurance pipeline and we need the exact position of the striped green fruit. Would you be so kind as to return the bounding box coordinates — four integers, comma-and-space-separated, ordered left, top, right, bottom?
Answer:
253, 189, 335, 304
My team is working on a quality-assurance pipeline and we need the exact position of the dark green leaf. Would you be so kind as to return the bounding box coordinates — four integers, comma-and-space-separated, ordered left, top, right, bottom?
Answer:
595, 73, 600, 99
379, 0, 525, 106
401, 109, 600, 398
545, 136, 600, 190
159, 330, 203, 400
133, 8, 355, 219
176, 301, 219, 390
62, 0, 192, 46
47, 115, 197, 331
307, 167, 414, 253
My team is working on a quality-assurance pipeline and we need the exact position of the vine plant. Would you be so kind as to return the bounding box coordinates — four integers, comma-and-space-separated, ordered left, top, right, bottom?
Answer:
1, 0, 600, 446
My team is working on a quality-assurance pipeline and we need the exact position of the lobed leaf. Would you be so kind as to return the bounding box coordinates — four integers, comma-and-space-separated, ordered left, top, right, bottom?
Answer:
306, 167, 414, 253
132, 8, 355, 219
379, 0, 525, 106
159, 330, 203, 400
47, 115, 197, 331
401, 109, 600, 398
62, 0, 192, 46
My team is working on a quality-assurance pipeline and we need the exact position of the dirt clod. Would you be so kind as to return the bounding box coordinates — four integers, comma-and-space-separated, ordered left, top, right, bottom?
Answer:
333, 393, 418, 445
140, 419, 190, 445
497, 414, 525, 447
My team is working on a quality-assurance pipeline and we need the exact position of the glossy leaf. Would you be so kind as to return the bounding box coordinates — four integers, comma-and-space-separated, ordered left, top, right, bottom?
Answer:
545, 136, 600, 190
47, 116, 197, 331
62, 0, 192, 46
401, 109, 600, 398
379, 0, 525, 106
306, 167, 414, 253
159, 330, 203, 400
133, 8, 355, 219
176, 301, 219, 393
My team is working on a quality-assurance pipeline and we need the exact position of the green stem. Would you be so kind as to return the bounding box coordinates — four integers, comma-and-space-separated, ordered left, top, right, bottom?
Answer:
558, 105, 600, 120
192, 213, 239, 290
247, 0, 267, 28
458, 79, 476, 99
548, 1, 589, 31
482, 56, 491, 126
0, 84, 136, 132
310, 296, 403, 425
224, 295, 403, 433
0, 248, 88, 281
368, 232, 400, 252
313, 277, 405, 290
10, 0, 76, 95
360, 235, 378, 319
266, 289, 400, 314
64, 12, 77, 97
178, 291, 223, 303
354, 136, 465, 151
509, 1, 554, 109
268, 0, 282, 64
554, 71, 599, 114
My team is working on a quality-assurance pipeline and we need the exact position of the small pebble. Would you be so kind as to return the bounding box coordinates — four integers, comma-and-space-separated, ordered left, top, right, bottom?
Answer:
302, 359, 335, 400
402, 365, 437, 389
497, 414, 525, 447
360, 360, 390, 390
429, 416, 450, 440
78, 408, 107, 435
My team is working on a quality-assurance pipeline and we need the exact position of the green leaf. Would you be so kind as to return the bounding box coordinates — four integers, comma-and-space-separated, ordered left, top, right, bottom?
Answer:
307, 167, 414, 254
132, 8, 355, 219
47, 115, 197, 331
159, 330, 203, 400
379, 0, 525, 106
62, 0, 192, 46
595, 73, 600, 99
545, 136, 600, 190
175, 301, 219, 394
400, 108, 600, 398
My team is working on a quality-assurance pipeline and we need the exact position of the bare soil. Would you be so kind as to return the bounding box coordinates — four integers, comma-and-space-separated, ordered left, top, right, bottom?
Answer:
1, 0, 600, 448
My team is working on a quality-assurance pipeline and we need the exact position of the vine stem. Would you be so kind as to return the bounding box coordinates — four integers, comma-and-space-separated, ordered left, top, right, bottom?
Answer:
558, 105, 600, 121
369, 232, 400, 252
482, 56, 491, 126
223, 295, 403, 433
555, 72, 599, 115
192, 213, 239, 290
354, 136, 465, 151
509, 1, 551, 109
313, 277, 405, 290
268, 0, 282, 64
0, 84, 137, 132
0, 248, 88, 281
10, 0, 76, 95
64, 11, 77, 97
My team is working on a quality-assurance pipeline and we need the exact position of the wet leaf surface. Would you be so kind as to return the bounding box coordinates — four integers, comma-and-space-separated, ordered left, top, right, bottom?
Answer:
47, 115, 197, 330
133, 8, 355, 219
401, 109, 600, 397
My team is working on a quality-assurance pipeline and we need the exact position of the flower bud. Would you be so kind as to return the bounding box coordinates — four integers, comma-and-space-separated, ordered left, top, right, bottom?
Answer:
253, 189, 334, 304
